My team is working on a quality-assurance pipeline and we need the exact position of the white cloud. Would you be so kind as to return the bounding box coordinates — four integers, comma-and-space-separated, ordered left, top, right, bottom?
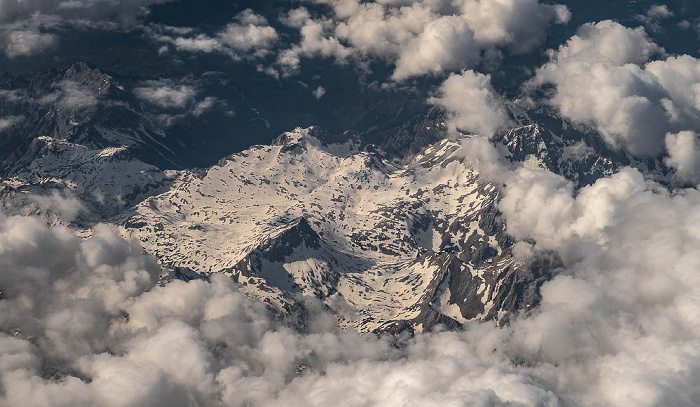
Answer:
132, 79, 227, 125
646, 55, 700, 120
280, 7, 312, 29
2, 167, 700, 407
542, 19, 661, 66
459, 0, 571, 53
495, 163, 700, 406
332, 2, 433, 61
2, 8, 700, 407
665, 131, 700, 184
392, 15, 480, 80
0, 16, 61, 58
27, 190, 86, 221
169, 34, 221, 53
276, 18, 352, 74
151, 10, 278, 60
192, 96, 219, 117
134, 80, 198, 109
312, 86, 326, 99
645, 4, 674, 19
43, 80, 101, 109
0, 213, 557, 406
429, 70, 512, 136
528, 20, 700, 157
277, 0, 570, 80
3, 136, 700, 407
637, 4, 674, 31
218, 11, 279, 56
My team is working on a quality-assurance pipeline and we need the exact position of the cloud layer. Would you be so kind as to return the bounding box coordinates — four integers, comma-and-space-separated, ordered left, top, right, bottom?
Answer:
2, 2, 700, 407
275, 0, 569, 79
3, 140, 700, 406
528, 20, 700, 158
496, 164, 700, 406
0, 216, 556, 407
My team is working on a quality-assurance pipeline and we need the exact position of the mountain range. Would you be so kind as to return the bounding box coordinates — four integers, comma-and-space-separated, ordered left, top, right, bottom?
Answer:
0, 62, 676, 335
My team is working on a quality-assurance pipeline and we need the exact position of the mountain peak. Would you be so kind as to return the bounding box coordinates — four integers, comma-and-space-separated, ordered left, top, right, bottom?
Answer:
272, 126, 363, 155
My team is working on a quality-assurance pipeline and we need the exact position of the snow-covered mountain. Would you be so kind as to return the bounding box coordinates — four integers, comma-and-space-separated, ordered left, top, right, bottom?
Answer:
0, 137, 174, 226
0, 63, 181, 173
0, 64, 675, 334
112, 127, 547, 332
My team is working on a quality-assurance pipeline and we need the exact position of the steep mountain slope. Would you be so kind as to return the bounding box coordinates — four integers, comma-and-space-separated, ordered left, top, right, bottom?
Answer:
0, 87, 674, 335
0, 137, 174, 226
0, 64, 674, 333
0, 62, 178, 173
115, 127, 559, 332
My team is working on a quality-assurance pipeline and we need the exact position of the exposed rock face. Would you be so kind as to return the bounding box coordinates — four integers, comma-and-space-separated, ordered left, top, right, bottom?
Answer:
0, 64, 674, 333
109, 127, 568, 332
0, 62, 177, 174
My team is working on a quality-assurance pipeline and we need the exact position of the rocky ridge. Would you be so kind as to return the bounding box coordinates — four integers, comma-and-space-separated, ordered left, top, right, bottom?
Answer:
0, 63, 675, 334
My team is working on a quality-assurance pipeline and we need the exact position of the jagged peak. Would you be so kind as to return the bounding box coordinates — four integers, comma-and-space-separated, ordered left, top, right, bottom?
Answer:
264, 216, 321, 250
273, 126, 363, 155
213, 126, 368, 171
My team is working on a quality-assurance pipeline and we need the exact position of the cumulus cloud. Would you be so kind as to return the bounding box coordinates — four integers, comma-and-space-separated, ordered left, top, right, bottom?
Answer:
3, 150, 700, 407
27, 190, 86, 222
388, 126, 700, 405
164, 34, 221, 53
440, 132, 700, 405
134, 81, 198, 109
645, 4, 674, 19
151, 10, 278, 60
132, 79, 227, 125
277, 0, 569, 79
429, 70, 512, 136
665, 131, 700, 184
637, 4, 674, 32
528, 20, 700, 157
458, 0, 571, 53
312, 86, 325, 99
280, 7, 312, 29
0, 0, 173, 57
494, 163, 700, 406
3, 8, 700, 407
0, 215, 555, 407
645, 55, 700, 122
392, 16, 480, 80
218, 9, 278, 55
276, 18, 352, 74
